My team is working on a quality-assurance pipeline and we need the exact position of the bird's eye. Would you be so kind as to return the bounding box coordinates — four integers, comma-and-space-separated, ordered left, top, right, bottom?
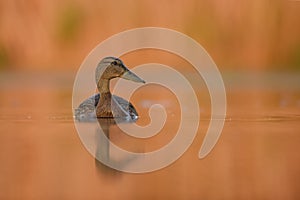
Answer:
111, 61, 118, 65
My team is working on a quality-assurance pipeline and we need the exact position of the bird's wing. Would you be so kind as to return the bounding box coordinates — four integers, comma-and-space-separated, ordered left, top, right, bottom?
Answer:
75, 93, 100, 116
113, 95, 138, 117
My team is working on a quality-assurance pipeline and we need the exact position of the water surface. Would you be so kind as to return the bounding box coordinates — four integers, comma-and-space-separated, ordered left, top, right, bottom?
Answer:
0, 71, 299, 199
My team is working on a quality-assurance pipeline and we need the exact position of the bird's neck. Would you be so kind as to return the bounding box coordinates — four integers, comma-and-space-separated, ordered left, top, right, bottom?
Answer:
96, 78, 130, 118
96, 78, 113, 117
97, 78, 111, 94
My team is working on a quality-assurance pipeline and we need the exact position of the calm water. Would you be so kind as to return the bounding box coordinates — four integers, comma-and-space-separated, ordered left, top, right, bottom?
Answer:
0, 71, 299, 199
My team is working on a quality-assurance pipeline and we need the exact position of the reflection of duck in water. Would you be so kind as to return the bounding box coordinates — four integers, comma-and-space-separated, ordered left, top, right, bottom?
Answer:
75, 57, 145, 120
94, 118, 139, 175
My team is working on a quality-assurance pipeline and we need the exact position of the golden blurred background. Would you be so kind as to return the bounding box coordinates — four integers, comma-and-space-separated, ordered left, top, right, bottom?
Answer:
1, 1, 300, 199
0, 0, 300, 71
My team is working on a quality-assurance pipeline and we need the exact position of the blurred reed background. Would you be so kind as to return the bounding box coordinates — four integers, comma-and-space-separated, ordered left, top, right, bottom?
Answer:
0, 0, 300, 71
1, 1, 300, 199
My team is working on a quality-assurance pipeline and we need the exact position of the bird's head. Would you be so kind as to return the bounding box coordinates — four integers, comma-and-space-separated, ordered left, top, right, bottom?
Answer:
95, 57, 145, 84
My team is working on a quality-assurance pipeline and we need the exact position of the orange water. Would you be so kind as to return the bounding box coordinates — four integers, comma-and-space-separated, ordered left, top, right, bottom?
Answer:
0, 71, 299, 199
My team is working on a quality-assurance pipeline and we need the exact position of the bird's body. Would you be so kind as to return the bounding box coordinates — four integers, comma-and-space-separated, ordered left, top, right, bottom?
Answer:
75, 93, 138, 120
75, 57, 145, 121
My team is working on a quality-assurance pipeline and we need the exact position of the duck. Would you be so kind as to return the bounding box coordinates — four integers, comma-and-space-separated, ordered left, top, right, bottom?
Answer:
75, 57, 145, 120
